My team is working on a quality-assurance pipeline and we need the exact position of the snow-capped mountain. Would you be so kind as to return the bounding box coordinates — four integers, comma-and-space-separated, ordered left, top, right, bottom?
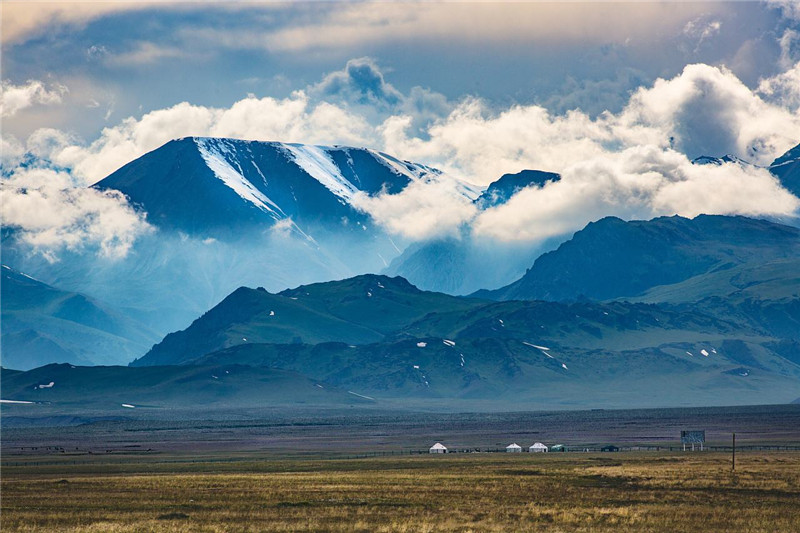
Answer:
3, 138, 457, 336
96, 137, 440, 239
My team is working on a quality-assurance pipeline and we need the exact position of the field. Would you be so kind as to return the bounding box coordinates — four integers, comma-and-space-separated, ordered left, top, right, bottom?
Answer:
3, 405, 800, 532
3, 451, 800, 532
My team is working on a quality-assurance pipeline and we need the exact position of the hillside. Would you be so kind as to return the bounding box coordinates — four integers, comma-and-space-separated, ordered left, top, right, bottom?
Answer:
2, 137, 475, 336
128, 269, 800, 407
479, 215, 800, 302
769, 142, 800, 197
131, 274, 481, 367
1, 266, 160, 369
0, 363, 370, 409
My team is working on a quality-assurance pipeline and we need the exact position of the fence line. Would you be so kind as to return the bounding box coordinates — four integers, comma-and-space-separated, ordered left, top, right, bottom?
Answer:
4, 445, 800, 467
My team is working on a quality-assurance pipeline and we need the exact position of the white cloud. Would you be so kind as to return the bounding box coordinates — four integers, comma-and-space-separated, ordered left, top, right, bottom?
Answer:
682, 17, 722, 52
5, 59, 800, 251
0, 166, 151, 260
472, 146, 799, 243
38, 93, 370, 184
351, 178, 477, 241
378, 62, 800, 186
0, 80, 68, 117
766, 0, 800, 22
758, 61, 800, 111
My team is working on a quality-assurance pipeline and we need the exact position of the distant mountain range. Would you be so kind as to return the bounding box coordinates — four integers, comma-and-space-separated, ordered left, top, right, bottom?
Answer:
2, 138, 476, 334
123, 259, 800, 406
477, 214, 800, 302
1, 265, 160, 369
2, 139, 800, 410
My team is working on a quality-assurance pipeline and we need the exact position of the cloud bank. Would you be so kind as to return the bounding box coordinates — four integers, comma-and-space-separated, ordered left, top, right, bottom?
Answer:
0, 162, 151, 260
2, 59, 800, 258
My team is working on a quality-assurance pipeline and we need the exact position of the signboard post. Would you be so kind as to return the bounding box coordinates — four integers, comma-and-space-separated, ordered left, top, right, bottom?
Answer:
681, 430, 706, 451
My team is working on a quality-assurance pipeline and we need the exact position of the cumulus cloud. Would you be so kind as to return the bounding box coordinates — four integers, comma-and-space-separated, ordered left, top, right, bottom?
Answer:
472, 147, 799, 243
310, 57, 402, 107
5, 59, 800, 252
758, 61, 800, 111
0, 165, 151, 260
378, 62, 800, 187
351, 178, 477, 241
38, 93, 370, 184
0, 80, 68, 117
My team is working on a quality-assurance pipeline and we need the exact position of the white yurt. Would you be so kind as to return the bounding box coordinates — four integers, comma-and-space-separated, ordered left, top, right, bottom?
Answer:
529, 442, 549, 453
429, 442, 447, 454
506, 443, 522, 453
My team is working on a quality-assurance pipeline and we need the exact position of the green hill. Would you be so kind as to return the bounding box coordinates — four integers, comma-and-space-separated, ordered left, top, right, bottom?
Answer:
132, 274, 480, 367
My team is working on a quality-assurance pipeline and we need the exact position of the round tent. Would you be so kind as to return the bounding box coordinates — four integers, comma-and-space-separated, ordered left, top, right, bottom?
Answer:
429, 442, 447, 454
529, 442, 548, 453
506, 443, 522, 453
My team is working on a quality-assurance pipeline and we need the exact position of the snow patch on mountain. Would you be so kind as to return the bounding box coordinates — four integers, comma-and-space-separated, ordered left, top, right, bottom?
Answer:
195, 138, 283, 217
281, 144, 359, 201
368, 150, 435, 182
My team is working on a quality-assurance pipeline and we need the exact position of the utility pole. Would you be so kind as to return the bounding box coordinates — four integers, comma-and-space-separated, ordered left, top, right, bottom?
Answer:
732, 432, 736, 472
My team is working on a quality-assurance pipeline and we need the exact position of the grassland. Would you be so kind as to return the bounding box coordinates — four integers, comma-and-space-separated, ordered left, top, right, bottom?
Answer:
3, 451, 800, 532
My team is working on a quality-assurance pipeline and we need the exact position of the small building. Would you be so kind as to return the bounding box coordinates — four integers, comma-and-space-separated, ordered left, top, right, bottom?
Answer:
600, 445, 619, 452
429, 442, 447, 454
550, 444, 566, 452
506, 443, 522, 453
681, 430, 706, 451
529, 442, 548, 453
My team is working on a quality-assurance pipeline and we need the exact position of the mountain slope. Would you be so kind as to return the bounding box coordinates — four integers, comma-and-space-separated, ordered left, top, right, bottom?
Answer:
2, 137, 466, 335
95, 136, 440, 238
191, 336, 800, 407
131, 274, 481, 367
474, 169, 560, 209
769, 142, 800, 197
0, 363, 370, 409
1, 265, 161, 369
479, 215, 800, 302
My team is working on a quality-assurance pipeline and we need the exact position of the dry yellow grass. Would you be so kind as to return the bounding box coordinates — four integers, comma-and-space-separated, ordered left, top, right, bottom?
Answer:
3, 451, 800, 532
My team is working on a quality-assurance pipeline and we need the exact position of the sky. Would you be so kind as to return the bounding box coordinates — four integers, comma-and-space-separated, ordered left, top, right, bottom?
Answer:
2, 1, 800, 257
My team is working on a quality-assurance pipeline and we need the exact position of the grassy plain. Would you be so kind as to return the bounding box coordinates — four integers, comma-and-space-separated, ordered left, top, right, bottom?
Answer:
3, 451, 800, 532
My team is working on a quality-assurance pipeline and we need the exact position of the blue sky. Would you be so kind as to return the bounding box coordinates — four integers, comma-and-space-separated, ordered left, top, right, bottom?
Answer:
2, 1, 800, 257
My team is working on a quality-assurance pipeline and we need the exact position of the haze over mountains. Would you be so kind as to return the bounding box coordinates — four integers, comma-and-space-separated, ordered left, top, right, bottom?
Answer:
2, 138, 800, 410
2, 137, 472, 335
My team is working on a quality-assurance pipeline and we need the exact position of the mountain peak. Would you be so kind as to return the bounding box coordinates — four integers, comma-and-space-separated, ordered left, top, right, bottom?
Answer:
94, 136, 441, 238
691, 154, 750, 166
476, 169, 560, 208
